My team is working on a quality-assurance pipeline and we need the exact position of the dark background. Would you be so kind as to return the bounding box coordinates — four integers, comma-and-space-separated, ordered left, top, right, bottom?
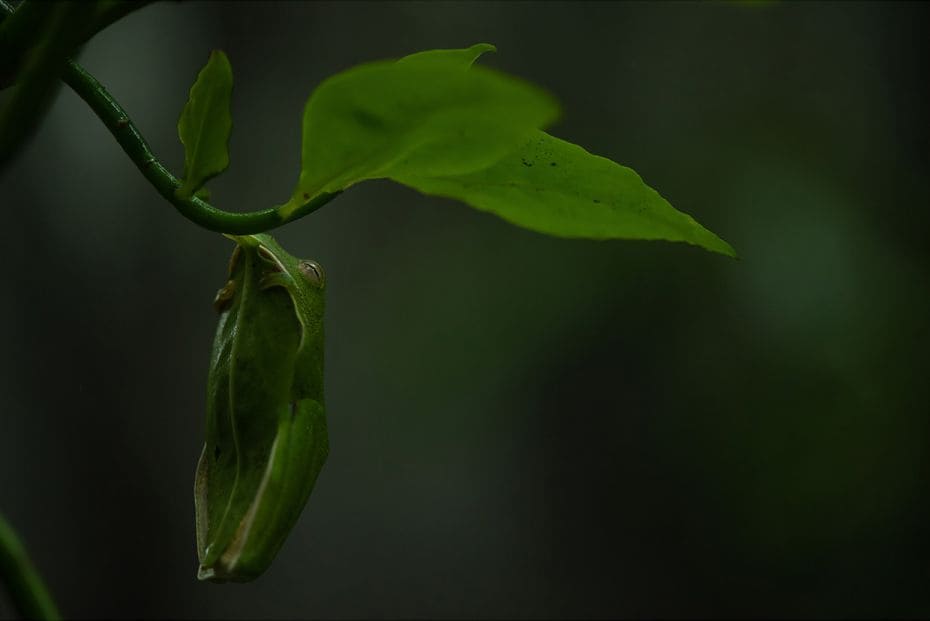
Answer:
1, 1, 928, 617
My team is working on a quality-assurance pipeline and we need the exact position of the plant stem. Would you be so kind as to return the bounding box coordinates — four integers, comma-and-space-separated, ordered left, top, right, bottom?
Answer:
0, 512, 60, 621
61, 60, 339, 234
0, 0, 340, 234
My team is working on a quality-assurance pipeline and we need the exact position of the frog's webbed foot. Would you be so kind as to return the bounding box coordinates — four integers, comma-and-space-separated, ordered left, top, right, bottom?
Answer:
213, 280, 236, 313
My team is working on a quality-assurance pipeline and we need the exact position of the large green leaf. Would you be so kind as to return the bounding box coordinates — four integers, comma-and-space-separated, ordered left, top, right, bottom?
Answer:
284, 43, 732, 256
395, 131, 737, 257
281, 44, 559, 216
177, 50, 233, 199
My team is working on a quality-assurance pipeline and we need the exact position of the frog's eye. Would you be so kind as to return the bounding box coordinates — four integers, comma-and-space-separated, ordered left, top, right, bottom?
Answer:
299, 260, 324, 288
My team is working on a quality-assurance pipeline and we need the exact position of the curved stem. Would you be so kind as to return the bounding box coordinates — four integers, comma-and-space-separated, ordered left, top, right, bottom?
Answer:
61, 60, 339, 234
0, 512, 60, 621
0, 1, 338, 235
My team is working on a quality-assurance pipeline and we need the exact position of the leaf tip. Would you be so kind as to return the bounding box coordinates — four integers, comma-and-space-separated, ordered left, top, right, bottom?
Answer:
721, 241, 739, 259
700, 232, 738, 259
470, 42, 497, 56
208, 49, 232, 70
467, 43, 497, 65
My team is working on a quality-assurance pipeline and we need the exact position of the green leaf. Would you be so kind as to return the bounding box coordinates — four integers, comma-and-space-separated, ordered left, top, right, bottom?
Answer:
283, 43, 732, 256
395, 131, 737, 257
176, 50, 233, 199
282, 43, 558, 216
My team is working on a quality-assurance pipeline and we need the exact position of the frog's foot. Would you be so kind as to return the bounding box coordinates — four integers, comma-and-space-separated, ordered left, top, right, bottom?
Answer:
213, 280, 236, 312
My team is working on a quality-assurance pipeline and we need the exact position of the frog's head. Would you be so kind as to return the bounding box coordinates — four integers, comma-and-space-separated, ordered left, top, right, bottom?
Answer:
226, 233, 326, 286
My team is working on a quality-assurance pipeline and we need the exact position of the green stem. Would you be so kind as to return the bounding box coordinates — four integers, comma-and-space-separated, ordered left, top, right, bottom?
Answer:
61, 60, 339, 234
0, 0, 339, 234
0, 512, 60, 621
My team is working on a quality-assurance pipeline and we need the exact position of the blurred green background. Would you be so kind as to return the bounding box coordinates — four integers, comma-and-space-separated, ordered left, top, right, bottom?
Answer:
1, 1, 928, 617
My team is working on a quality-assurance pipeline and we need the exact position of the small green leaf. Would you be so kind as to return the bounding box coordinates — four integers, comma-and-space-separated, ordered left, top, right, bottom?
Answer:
395, 131, 736, 257
177, 50, 233, 199
282, 44, 558, 216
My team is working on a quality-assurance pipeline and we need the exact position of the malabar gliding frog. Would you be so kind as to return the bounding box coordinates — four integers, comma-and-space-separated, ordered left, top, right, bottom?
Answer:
194, 233, 327, 582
